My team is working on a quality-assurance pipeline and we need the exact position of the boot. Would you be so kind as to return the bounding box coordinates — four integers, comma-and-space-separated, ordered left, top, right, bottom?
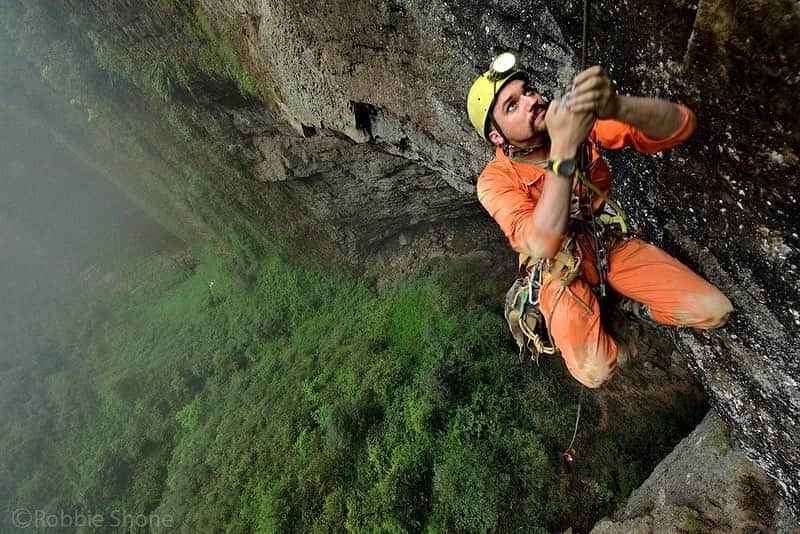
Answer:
618, 296, 659, 327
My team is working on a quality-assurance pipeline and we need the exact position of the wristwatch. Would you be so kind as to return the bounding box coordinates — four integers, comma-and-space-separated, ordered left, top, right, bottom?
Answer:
546, 158, 578, 178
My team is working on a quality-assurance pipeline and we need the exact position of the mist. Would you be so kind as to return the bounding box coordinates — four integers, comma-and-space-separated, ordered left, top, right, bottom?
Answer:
0, 39, 181, 365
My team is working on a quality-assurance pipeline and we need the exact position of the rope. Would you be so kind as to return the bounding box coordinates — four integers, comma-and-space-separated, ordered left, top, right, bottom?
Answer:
567, 385, 584, 451
561, 0, 591, 467
580, 0, 589, 71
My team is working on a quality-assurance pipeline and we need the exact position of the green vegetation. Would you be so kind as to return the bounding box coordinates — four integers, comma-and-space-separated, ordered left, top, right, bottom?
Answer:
0, 0, 265, 126
710, 428, 732, 457
682, 509, 704, 533
1, 243, 705, 531
84, 1, 260, 102
80, 0, 260, 102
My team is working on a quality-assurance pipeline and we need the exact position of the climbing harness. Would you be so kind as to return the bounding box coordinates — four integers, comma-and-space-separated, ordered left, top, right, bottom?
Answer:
504, 261, 557, 366
568, 159, 629, 298
507, 150, 630, 368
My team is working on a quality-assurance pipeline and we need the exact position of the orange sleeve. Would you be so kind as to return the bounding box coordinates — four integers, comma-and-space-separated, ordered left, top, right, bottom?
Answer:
592, 104, 696, 154
476, 163, 563, 256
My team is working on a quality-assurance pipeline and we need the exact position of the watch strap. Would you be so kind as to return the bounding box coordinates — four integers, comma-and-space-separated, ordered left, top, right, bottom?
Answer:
546, 158, 577, 178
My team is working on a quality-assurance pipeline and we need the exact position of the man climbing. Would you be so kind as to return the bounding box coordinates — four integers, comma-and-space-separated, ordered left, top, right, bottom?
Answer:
467, 53, 733, 388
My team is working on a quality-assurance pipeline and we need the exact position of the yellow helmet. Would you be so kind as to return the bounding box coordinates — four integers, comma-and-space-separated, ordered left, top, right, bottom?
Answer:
467, 53, 528, 140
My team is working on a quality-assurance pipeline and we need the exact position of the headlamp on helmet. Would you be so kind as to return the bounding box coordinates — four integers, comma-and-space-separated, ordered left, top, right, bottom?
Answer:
487, 52, 517, 81
467, 53, 528, 141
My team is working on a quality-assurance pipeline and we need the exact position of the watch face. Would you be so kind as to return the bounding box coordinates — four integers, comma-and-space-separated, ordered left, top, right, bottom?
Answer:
562, 160, 576, 176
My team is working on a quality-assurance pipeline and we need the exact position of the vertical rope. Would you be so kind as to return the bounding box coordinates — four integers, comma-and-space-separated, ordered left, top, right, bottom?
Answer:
567, 385, 585, 451
563, 0, 591, 466
580, 0, 589, 71
577, 0, 592, 173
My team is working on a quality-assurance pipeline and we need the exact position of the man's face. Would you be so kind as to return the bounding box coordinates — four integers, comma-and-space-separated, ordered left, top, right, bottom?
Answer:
489, 78, 548, 149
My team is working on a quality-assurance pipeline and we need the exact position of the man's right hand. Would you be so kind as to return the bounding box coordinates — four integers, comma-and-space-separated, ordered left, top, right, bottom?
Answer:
545, 99, 595, 160
521, 98, 595, 259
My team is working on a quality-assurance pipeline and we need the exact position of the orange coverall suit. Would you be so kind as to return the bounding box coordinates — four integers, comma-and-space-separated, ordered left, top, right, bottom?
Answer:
477, 105, 732, 387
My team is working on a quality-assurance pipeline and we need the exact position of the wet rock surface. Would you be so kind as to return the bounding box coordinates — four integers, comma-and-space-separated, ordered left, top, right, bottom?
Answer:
591, 411, 799, 533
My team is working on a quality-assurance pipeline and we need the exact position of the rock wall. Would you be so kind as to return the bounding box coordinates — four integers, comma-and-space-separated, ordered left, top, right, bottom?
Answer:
592, 411, 799, 533
11, 0, 799, 517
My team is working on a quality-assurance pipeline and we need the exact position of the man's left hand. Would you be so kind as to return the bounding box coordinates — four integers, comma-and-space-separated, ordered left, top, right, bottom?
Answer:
568, 66, 619, 119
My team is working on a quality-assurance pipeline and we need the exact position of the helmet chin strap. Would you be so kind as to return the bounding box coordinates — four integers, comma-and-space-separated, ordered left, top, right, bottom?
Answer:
490, 104, 551, 157
508, 135, 551, 158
